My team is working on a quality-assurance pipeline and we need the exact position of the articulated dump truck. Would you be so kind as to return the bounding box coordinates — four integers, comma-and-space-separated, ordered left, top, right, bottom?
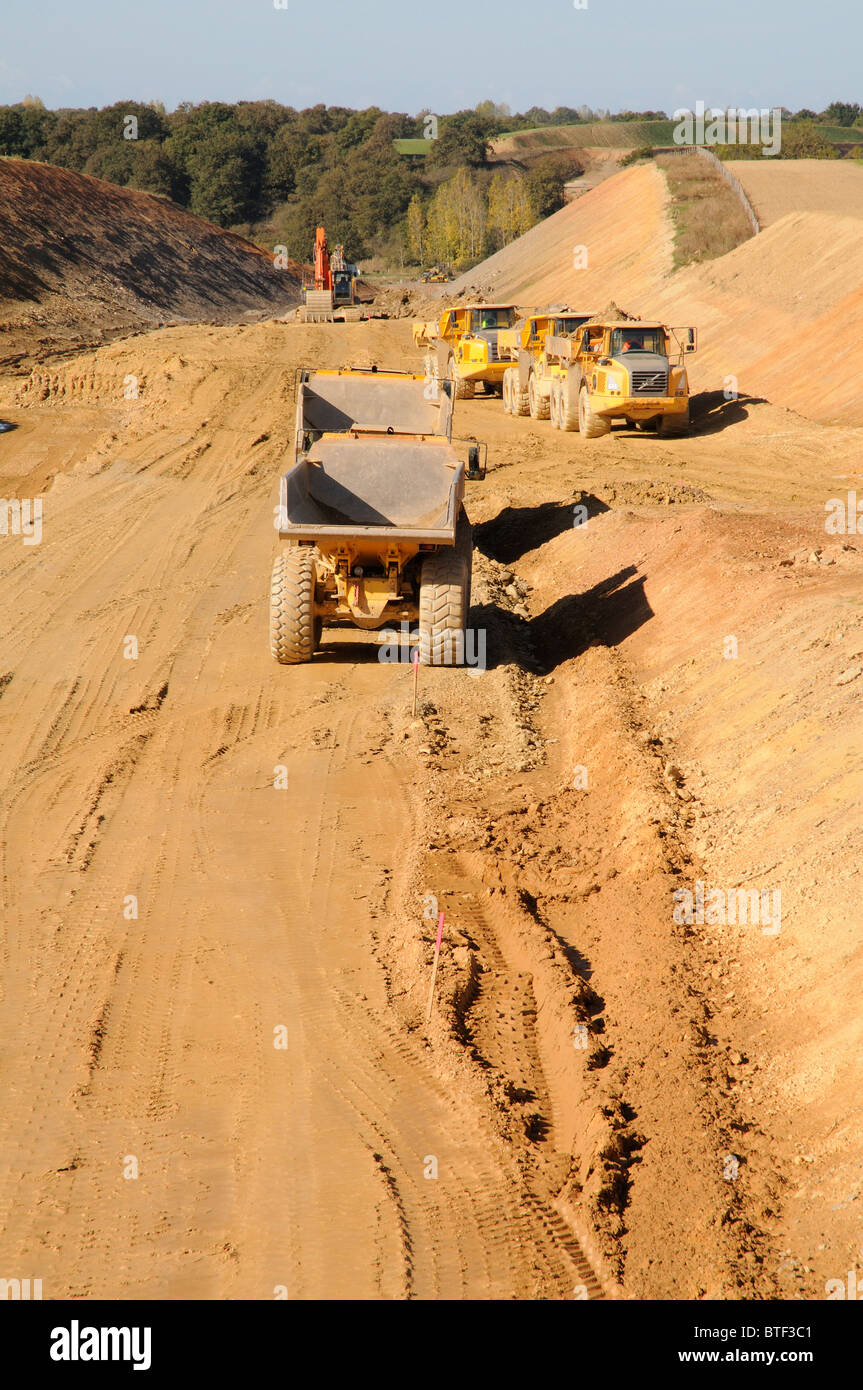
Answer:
412, 304, 518, 398
269, 368, 486, 665
543, 319, 698, 436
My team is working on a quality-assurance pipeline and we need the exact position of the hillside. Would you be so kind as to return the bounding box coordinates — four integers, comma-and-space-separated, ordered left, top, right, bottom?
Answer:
494, 120, 863, 162
450, 158, 863, 425
449, 162, 675, 307
0, 159, 300, 358
493, 121, 678, 156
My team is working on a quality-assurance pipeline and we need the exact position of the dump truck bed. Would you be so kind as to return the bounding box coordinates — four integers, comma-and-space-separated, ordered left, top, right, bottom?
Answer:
278, 369, 462, 547
279, 433, 463, 544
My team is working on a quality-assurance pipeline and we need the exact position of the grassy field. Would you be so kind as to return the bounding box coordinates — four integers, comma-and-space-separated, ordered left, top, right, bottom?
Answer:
654, 153, 754, 268
494, 120, 863, 156
495, 121, 676, 152
392, 138, 435, 155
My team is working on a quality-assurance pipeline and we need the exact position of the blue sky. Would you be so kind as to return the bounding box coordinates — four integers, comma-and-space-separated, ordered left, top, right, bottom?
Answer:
0, 0, 858, 115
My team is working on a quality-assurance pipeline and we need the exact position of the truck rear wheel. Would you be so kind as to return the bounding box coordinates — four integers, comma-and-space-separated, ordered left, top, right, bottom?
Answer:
418, 509, 471, 667
578, 386, 611, 439
448, 356, 474, 400
528, 374, 550, 420
270, 547, 321, 664
549, 381, 561, 429
560, 377, 580, 431
511, 374, 530, 416
659, 403, 690, 437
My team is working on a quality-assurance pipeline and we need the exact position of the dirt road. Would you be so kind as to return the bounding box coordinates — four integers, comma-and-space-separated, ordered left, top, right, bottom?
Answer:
1, 318, 861, 1299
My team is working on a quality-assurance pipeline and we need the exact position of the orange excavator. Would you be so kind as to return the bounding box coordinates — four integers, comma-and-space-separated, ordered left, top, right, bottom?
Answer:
299, 226, 359, 321
312, 226, 332, 294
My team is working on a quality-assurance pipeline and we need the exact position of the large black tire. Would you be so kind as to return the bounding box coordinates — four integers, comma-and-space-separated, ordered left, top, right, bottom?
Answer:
659, 403, 690, 437
448, 355, 475, 400
418, 509, 472, 667
560, 375, 580, 431
270, 547, 321, 664
549, 380, 561, 429
528, 373, 550, 420
511, 373, 530, 417
578, 386, 611, 439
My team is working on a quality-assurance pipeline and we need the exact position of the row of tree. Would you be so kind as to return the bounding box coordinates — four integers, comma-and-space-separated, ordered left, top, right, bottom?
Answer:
406, 152, 581, 267
0, 96, 858, 268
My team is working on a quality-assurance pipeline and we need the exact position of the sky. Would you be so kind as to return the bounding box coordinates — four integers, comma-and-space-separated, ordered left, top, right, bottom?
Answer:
0, 0, 858, 116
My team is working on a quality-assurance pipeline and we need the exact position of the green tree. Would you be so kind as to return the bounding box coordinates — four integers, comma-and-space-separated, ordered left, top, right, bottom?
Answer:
425, 167, 487, 265
527, 154, 583, 219
187, 129, 265, 225
406, 194, 425, 263
427, 112, 491, 168
823, 101, 861, 127
488, 170, 533, 249
0, 108, 26, 156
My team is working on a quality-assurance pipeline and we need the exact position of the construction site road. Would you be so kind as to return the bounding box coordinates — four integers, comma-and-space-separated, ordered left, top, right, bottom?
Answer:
1, 317, 861, 1299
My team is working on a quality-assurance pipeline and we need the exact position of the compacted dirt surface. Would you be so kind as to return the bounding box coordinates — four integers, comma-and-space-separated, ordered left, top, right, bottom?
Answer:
1, 309, 861, 1301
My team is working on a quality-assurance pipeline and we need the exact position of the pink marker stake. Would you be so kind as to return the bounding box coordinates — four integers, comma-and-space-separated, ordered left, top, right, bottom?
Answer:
425, 910, 445, 1025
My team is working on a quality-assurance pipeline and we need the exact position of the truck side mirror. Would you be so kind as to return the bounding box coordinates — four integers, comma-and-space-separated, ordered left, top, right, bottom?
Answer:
686, 328, 697, 352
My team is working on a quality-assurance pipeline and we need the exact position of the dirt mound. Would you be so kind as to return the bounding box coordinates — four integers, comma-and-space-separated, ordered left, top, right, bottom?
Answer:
584, 301, 642, 324
0, 159, 301, 358
645, 210, 863, 424
449, 163, 675, 307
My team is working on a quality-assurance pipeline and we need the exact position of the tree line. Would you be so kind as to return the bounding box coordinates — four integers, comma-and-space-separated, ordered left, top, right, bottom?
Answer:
0, 96, 858, 268
0, 98, 600, 268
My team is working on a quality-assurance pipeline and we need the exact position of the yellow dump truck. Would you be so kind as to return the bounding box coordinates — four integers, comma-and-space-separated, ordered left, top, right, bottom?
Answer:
270, 368, 487, 665
499, 309, 595, 419
413, 303, 518, 398
543, 319, 697, 435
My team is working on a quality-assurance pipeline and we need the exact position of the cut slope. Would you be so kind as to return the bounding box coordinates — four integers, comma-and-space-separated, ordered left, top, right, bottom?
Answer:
450, 163, 674, 307
0, 158, 300, 352
724, 158, 863, 227
645, 210, 863, 424
450, 160, 863, 426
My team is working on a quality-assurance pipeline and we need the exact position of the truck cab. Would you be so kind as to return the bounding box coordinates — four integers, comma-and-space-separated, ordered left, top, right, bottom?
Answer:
413, 303, 518, 399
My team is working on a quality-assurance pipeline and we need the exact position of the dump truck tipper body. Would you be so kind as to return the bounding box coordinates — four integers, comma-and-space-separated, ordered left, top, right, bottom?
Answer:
270, 369, 485, 665
499, 310, 595, 420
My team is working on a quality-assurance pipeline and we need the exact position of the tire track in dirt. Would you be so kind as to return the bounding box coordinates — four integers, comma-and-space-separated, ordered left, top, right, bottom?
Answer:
0, 322, 602, 1300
